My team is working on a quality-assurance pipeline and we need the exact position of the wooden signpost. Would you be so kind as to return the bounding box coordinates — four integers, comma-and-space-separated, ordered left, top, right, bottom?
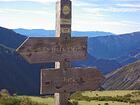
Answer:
16, 0, 105, 105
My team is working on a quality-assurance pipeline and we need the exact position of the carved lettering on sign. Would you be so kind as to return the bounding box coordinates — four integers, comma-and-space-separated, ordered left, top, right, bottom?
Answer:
17, 37, 87, 63
40, 67, 105, 94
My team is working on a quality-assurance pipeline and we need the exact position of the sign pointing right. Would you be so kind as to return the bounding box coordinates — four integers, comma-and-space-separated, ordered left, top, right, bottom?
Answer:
41, 67, 105, 94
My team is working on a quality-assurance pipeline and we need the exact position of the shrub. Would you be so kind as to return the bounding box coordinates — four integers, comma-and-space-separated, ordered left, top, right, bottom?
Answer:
68, 101, 78, 105
0, 89, 10, 97
104, 103, 109, 105
0, 97, 21, 105
20, 97, 34, 105
0, 96, 48, 105
20, 97, 48, 105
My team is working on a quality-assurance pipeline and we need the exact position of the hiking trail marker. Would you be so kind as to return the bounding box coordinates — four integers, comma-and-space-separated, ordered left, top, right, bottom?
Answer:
17, 0, 105, 105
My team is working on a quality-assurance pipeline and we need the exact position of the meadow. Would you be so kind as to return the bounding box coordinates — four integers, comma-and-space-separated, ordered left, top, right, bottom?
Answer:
25, 90, 140, 105
0, 89, 140, 105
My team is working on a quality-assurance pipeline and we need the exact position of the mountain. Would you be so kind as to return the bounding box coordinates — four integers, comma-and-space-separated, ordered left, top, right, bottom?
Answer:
88, 32, 140, 59
13, 29, 114, 37
72, 54, 121, 74
116, 48, 140, 66
0, 26, 140, 95
0, 27, 26, 49
103, 60, 140, 90
0, 44, 54, 95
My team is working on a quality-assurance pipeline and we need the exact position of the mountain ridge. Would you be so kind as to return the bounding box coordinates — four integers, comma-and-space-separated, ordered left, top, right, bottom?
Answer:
103, 60, 140, 90
13, 28, 115, 37
0, 26, 26, 49
88, 32, 140, 59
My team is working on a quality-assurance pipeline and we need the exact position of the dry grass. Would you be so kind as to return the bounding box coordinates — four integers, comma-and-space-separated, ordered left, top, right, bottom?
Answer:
25, 90, 140, 105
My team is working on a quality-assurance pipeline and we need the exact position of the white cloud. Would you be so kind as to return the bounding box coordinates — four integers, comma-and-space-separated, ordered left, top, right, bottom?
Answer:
84, 6, 140, 13
113, 0, 140, 1
0, 0, 57, 3
0, 8, 48, 14
108, 7, 140, 12
121, 20, 140, 25
82, 7, 104, 17
73, 1, 97, 7
0, 0, 76, 3
0, 10, 5, 13
116, 4, 140, 8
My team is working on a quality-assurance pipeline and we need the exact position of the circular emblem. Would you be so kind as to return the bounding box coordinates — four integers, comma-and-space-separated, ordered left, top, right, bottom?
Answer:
62, 5, 70, 15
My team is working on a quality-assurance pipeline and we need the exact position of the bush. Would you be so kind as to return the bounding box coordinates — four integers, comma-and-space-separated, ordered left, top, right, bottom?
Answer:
72, 101, 79, 105
0, 89, 48, 105
0, 97, 21, 105
68, 101, 79, 105
20, 97, 34, 105
70, 92, 84, 101
104, 103, 109, 105
0, 96, 48, 105
0, 89, 10, 97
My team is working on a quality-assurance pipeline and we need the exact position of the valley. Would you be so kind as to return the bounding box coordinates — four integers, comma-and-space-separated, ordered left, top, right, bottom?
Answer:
0, 26, 140, 95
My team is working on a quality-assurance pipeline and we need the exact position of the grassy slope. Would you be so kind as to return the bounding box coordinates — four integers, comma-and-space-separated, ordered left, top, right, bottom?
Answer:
78, 101, 135, 105
25, 90, 140, 105
82, 90, 137, 97
28, 97, 53, 105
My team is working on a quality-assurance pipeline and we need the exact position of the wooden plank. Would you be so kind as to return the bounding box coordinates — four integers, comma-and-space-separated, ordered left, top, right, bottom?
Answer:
40, 67, 105, 94
16, 37, 87, 64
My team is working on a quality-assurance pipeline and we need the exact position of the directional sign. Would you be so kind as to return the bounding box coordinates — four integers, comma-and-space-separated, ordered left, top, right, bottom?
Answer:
17, 37, 87, 64
40, 68, 105, 94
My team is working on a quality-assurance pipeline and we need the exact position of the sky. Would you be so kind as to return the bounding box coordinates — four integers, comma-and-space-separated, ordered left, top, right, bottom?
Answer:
0, 0, 140, 34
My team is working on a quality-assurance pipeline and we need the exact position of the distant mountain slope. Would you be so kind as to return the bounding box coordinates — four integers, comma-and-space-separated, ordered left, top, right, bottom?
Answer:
116, 48, 140, 66
103, 60, 140, 90
72, 54, 121, 74
0, 44, 54, 95
88, 32, 140, 59
13, 29, 114, 37
0, 27, 26, 49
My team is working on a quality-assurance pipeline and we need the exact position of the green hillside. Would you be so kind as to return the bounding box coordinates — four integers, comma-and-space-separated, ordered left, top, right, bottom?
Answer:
1, 90, 139, 105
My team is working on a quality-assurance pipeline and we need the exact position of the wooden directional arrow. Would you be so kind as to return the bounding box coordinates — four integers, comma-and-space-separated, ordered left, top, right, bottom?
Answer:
16, 37, 87, 64
40, 67, 105, 94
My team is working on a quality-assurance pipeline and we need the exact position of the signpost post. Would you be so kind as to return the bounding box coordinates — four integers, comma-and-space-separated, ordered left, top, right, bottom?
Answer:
55, 1, 72, 104
17, 0, 105, 105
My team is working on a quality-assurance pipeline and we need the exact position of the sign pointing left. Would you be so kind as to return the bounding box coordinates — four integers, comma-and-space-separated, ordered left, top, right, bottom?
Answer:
17, 37, 87, 64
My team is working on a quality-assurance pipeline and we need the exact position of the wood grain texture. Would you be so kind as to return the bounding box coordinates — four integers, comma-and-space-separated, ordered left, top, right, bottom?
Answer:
40, 67, 105, 94
17, 37, 87, 64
